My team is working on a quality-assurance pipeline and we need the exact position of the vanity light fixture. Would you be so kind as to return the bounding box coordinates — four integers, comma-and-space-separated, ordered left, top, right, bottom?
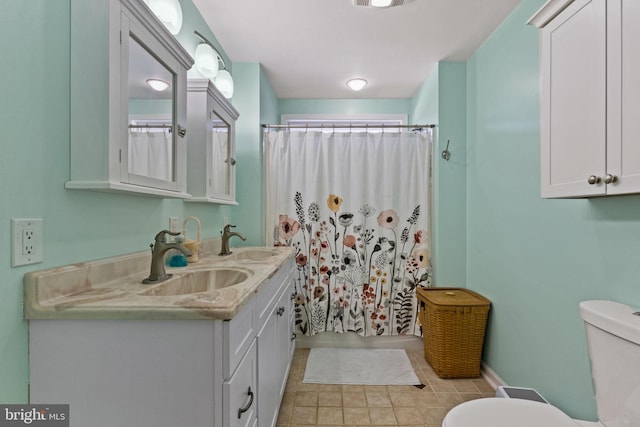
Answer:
146, 79, 170, 92
347, 78, 368, 91
146, 0, 183, 35
194, 30, 235, 98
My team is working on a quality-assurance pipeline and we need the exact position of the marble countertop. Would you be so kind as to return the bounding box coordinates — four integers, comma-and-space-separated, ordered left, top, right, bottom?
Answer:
24, 242, 295, 321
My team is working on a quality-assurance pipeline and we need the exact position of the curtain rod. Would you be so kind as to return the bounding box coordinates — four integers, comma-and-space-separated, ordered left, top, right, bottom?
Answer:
262, 124, 435, 129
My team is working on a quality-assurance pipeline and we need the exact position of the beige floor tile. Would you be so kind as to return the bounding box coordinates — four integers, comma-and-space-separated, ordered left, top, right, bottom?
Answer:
291, 406, 317, 425
388, 392, 416, 407
393, 406, 424, 425
365, 391, 392, 407
368, 407, 397, 425
295, 391, 319, 407
318, 407, 344, 425
343, 407, 371, 425
319, 391, 343, 407
342, 391, 368, 407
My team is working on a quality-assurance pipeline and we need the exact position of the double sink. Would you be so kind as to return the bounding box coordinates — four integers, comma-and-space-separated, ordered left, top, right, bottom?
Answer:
24, 245, 295, 321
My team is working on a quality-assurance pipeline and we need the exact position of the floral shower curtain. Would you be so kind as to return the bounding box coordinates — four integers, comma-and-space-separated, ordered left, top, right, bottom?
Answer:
264, 128, 433, 337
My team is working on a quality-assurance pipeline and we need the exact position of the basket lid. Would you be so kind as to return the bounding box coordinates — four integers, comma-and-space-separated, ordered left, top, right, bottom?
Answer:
417, 287, 490, 307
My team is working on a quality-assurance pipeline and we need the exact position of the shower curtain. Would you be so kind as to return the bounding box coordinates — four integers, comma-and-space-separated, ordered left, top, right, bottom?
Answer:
264, 128, 433, 337
128, 130, 172, 181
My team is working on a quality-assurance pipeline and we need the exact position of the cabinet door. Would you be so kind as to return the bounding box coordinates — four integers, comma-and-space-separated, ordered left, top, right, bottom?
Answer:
257, 286, 293, 427
539, 0, 607, 197
606, 0, 640, 194
224, 340, 258, 427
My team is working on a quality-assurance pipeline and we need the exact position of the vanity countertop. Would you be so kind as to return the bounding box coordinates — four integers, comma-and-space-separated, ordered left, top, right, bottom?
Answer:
24, 244, 294, 321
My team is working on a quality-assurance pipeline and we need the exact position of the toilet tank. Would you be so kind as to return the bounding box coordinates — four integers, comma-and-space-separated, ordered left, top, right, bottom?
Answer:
580, 300, 640, 427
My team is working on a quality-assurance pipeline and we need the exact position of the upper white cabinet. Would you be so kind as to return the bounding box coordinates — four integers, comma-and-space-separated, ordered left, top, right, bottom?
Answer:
66, 0, 194, 198
530, 0, 640, 198
187, 79, 240, 204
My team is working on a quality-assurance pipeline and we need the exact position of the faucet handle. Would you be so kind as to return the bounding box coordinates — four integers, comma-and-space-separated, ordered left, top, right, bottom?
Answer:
223, 224, 237, 232
154, 230, 181, 242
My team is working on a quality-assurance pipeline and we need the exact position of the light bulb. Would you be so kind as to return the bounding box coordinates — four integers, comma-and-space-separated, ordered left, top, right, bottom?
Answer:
195, 44, 220, 79
214, 70, 234, 99
147, 0, 183, 35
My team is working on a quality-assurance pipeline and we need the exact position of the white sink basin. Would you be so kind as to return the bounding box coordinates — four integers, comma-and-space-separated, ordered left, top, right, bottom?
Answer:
139, 268, 250, 297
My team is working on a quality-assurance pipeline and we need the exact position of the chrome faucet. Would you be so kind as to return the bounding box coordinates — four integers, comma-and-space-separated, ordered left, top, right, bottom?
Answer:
219, 224, 246, 256
142, 230, 192, 284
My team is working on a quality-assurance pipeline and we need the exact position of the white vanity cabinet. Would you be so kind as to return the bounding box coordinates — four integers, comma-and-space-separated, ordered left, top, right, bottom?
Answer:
187, 79, 240, 204
530, 0, 640, 198
66, 0, 193, 198
28, 259, 295, 427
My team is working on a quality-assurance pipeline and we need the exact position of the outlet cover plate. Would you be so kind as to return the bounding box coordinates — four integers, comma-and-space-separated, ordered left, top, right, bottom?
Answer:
11, 218, 43, 267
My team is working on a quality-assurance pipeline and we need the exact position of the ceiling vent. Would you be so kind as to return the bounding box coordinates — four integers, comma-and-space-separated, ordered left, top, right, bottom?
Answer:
353, 0, 404, 7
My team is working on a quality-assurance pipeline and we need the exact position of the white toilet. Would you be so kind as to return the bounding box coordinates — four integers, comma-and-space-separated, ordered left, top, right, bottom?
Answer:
442, 300, 640, 427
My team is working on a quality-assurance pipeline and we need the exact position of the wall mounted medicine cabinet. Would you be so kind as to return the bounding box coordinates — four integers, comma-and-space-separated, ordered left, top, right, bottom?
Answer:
66, 0, 194, 198
530, 0, 640, 198
186, 79, 240, 204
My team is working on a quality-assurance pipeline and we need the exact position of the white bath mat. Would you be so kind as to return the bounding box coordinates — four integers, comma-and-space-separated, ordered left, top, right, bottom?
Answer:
303, 348, 421, 385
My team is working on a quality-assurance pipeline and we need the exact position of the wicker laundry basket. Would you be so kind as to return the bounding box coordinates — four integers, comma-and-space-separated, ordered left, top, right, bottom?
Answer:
417, 287, 491, 379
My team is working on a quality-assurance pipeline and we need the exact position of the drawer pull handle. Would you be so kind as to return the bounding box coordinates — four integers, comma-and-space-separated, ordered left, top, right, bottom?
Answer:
277, 306, 285, 316
237, 386, 254, 419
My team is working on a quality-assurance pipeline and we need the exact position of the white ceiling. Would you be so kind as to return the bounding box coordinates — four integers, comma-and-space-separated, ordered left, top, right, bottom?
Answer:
192, 0, 520, 99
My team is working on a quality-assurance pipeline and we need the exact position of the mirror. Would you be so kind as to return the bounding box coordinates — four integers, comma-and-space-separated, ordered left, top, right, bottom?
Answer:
127, 36, 175, 182
211, 112, 231, 195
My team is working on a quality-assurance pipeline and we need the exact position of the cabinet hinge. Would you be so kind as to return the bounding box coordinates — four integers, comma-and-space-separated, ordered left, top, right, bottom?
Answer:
119, 149, 122, 163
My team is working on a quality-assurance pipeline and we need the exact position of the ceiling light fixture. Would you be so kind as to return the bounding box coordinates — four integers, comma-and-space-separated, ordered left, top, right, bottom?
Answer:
146, 0, 183, 35
146, 79, 170, 92
194, 31, 235, 98
371, 0, 393, 7
352, 0, 404, 7
347, 78, 368, 91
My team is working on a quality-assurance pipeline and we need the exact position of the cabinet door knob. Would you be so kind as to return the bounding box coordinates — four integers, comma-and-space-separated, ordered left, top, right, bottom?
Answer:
276, 306, 285, 316
603, 174, 618, 184
587, 175, 601, 185
225, 157, 237, 166
291, 333, 297, 342
237, 386, 254, 419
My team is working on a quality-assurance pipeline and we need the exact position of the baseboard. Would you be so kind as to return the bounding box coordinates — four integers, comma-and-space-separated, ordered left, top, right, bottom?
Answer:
480, 362, 506, 390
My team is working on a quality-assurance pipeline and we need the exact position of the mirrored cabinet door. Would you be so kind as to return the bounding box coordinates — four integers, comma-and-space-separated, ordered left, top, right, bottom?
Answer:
187, 79, 239, 204
67, 0, 193, 198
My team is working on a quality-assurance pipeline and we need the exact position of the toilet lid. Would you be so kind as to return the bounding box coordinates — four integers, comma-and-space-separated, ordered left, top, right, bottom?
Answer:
443, 398, 580, 427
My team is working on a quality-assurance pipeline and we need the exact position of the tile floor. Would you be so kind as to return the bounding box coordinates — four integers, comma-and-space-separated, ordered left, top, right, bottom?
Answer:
276, 348, 496, 426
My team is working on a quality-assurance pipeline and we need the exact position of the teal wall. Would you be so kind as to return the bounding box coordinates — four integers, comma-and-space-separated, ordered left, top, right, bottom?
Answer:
411, 63, 467, 288
278, 98, 410, 116
465, 0, 640, 420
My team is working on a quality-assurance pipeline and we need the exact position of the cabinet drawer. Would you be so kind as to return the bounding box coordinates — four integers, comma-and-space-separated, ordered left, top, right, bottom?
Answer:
223, 297, 256, 379
223, 339, 257, 427
256, 259, 294, 326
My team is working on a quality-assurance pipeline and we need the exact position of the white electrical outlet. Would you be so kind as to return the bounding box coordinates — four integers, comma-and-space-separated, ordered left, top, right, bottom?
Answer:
169, 217, 179, 233
11, 218, 43, 267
